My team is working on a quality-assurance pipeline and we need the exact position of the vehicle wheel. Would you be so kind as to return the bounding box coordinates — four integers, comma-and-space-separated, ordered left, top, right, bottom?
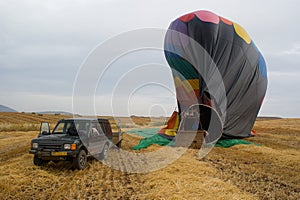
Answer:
72, 149, 87, 170
99, 143, 109, 160
33, 155, 47, 166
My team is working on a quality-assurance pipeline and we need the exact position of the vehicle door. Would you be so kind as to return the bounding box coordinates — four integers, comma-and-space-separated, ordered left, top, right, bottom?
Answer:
38, 122, 51, 137
88, 121, 106, 155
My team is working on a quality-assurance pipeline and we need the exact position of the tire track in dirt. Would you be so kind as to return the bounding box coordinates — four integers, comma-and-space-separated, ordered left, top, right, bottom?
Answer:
0, 144, 29, 164
0, 137, 34, 164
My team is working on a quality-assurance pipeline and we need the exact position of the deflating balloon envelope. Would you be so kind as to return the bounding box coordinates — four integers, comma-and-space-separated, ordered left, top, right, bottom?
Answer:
163, 10, 267, 144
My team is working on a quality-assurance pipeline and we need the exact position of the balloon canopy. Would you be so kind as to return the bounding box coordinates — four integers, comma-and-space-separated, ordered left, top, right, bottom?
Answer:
163, 10, 268, 139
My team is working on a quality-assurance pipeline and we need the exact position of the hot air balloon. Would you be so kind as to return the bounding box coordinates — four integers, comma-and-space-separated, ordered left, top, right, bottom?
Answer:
133, 10, 267, 150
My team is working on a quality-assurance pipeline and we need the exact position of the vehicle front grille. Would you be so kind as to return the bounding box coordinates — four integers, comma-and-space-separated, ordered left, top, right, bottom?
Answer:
39, 143, 63, 150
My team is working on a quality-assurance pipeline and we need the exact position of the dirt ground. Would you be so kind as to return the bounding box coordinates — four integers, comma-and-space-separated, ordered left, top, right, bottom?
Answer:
0, 113, 299, 199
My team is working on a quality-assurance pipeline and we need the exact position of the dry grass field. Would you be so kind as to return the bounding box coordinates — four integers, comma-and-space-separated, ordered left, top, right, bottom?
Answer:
0, 112, 299, 199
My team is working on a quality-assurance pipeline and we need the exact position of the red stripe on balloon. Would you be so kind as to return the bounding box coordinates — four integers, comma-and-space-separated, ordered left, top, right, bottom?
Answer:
179, 13, 195, 22
220, 17, 233, 25
194, 10, 219, 24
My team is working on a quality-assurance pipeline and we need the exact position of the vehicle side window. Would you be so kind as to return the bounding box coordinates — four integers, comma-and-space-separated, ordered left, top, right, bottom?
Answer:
100, 123, 106, 134
65, 122, 73, 132
66, 122, 78, 136
76, 122, 89, 135
53, 122, 64, 134
91, 122, 103, 136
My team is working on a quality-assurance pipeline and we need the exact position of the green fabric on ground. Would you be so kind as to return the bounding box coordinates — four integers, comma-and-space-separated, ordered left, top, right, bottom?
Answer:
127, 128, 160, 138
131, 134, 172, 150
215, 139, 260, 148
129, 128, 261, 149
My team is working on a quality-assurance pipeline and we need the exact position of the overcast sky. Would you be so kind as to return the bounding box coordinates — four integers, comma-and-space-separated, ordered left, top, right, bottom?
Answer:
0, 0, 299, 117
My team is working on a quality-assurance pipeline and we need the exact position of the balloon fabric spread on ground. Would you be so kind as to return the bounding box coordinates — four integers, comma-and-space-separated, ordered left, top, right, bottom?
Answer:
132, 10, 267, 150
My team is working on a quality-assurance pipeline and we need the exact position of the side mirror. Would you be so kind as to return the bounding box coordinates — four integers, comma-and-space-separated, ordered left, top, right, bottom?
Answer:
39, 122, 50, 137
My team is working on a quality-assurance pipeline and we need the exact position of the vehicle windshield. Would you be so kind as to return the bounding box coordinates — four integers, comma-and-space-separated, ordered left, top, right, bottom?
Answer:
52, 120, 90, 136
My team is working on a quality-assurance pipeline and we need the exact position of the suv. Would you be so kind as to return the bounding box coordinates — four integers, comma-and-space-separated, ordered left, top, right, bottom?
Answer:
29, 118, 122, 169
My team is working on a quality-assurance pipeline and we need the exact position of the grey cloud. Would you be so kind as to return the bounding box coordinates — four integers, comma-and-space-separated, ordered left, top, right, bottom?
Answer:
0, 0, 299, 116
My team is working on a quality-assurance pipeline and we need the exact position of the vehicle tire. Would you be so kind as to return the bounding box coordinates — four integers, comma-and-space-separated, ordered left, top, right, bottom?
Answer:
72, 149, 87, 170
33, 155, 47, 166
99, 143, 109, 160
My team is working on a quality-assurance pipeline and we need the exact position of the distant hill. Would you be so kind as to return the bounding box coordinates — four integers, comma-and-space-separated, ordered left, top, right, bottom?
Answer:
37, 111, 74, 115
0, 105, 17, 112
257, 116, 282, 121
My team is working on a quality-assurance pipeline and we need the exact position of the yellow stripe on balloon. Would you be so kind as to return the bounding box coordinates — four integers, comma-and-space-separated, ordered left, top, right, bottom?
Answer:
182, 79, 199, 93
174, 76, 183, 87
174, 77, 199, 93
233, 23, 251, 44
187, 79, 199, 90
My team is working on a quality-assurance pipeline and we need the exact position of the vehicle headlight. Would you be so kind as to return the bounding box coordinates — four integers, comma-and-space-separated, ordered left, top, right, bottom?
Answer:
64, 143, 76, 150
64, 144, 71, 150
32, 143, 38, 149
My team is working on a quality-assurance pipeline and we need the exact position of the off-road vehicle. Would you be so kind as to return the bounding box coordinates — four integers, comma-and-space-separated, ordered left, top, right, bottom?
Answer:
29, 118, 122, 169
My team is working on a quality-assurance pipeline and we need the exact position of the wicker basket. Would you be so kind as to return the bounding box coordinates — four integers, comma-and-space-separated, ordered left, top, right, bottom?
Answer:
174, 130, 205, 149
